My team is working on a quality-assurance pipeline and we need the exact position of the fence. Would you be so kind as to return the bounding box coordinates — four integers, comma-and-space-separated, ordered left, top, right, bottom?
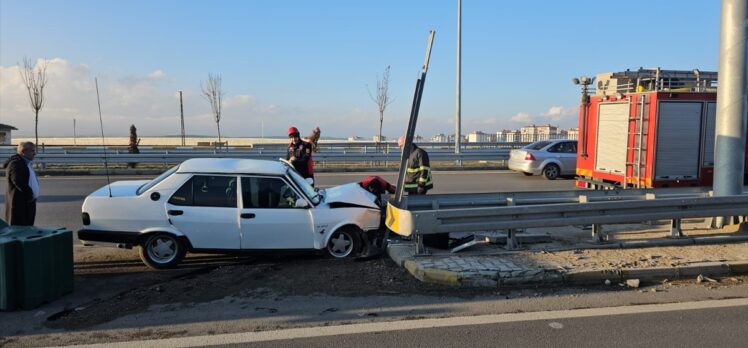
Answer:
0, 142, 526, 166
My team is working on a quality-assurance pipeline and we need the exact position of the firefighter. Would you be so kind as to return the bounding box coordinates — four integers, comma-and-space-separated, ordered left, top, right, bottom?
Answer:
397, 136, 433, 195
286, 126, 314, 184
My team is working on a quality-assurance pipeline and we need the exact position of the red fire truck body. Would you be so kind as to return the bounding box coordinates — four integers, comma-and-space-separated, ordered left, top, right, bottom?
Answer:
575, 69, 747, 189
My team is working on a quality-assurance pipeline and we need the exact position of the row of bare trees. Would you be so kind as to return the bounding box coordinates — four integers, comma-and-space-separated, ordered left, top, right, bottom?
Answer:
17, 58, 388, 147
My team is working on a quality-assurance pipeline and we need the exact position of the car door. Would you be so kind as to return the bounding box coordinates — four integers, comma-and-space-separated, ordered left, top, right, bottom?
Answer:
547, 141, 577, 174
238, 176, 315, 250
165, 174, 240, 249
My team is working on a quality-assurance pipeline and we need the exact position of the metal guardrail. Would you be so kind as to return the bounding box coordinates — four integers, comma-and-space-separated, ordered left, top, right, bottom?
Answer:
0, 142, 523, 166
386, 187, 748, 250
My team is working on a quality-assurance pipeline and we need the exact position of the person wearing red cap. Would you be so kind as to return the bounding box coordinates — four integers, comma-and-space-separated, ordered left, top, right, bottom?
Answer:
286, 126, 314, 184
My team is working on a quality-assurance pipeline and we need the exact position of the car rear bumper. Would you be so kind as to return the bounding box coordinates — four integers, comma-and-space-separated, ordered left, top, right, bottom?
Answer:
77, 229, 141, 244
508, 159, 541, 175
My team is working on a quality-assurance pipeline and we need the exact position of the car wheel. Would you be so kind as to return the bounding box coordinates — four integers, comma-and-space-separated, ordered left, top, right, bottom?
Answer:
327, 227, 361, 259
542, 164, 560, 180
522, 172, 533, 176
139, 233, 186, 269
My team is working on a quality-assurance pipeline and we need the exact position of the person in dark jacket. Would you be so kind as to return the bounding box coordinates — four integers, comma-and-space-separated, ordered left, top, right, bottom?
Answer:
398, 136, 433, 195
4, 142, 40, 226
286, 126, 314, 184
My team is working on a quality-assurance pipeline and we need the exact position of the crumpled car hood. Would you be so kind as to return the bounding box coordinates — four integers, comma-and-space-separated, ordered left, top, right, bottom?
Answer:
322, 183, 379, 209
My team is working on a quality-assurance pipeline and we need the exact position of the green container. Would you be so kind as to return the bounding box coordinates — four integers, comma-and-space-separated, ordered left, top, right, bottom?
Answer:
0, 220, 74, 311
14, 228, 74, 310
0, 232, 21, 311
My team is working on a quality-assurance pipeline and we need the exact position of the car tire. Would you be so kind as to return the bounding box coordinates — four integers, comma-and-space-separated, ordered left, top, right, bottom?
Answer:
522, 172, 533, 176
139, 233, 186, 269
542, 164, 560, 180
326, 227, 362, 259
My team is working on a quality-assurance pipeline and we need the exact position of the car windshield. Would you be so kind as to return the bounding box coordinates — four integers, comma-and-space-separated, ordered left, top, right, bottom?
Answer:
524, 141, 553, 150
136, 165, 179, 195
287, 169, 321, 205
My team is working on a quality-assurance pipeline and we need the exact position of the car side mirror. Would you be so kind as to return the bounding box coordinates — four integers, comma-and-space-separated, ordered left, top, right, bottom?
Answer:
295, 199, 310, 208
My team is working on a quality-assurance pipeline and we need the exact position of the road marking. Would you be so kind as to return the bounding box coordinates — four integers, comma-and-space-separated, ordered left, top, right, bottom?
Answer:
69, 298, 748, 348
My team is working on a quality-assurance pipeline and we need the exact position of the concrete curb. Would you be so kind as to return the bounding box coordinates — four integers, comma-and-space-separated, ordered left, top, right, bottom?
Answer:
387, 243, 748, 288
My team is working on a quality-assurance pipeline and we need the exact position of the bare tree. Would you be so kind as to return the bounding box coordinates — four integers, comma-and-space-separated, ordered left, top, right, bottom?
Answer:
368, 66, 393, 149
201, 74, 224, 146
19, 57, 49, 147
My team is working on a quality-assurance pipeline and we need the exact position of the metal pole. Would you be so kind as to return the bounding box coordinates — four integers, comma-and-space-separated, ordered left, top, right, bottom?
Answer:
714, 0, 748, 227
455, 0, 462, 159
179, 90, 186, 146
73, 118, 77, 146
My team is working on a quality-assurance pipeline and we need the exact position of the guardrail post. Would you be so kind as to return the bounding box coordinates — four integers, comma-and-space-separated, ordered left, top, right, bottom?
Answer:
670, 219, 683, 238
505, 198, 520, 250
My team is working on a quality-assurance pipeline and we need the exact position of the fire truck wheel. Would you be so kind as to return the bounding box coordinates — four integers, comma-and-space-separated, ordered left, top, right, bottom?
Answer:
542, 164, 560, 180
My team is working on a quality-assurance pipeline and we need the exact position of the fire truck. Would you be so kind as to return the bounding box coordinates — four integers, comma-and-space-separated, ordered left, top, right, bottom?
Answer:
575, 68, 748, 189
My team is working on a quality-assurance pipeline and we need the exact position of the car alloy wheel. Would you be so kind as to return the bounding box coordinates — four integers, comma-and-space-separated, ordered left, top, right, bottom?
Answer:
327, 229, 356, 258
139, 233, 186, 269
543, 164, 560, 180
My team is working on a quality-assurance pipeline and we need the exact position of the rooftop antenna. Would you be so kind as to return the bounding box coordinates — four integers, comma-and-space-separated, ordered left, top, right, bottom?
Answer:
95, 78, 113, 197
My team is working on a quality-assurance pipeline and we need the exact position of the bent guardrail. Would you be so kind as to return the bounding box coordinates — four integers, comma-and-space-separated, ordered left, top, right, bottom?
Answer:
386, 187, 748, 251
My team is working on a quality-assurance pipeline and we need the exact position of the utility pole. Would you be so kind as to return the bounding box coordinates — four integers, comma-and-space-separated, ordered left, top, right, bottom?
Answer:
73, 118, 77, 146
714, 0, 748, 227
455, 0, 462, 161
178, 90, 186, 146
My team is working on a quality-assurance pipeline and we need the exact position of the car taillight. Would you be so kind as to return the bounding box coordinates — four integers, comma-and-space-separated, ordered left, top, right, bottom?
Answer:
525, 152, 536, 161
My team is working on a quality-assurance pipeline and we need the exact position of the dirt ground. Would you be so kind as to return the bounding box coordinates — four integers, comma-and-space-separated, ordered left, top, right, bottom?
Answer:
45, 251, 492, 331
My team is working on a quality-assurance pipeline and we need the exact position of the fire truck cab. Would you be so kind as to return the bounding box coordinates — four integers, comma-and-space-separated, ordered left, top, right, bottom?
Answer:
575, 68, 748, 189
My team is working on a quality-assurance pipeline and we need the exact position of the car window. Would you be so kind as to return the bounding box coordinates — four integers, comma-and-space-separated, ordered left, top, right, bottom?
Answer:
241, 177, 302, 209
524, 141, 552, 150
137, 165, 178, 195
168, 175, 237, 208
548, 142, 576, 153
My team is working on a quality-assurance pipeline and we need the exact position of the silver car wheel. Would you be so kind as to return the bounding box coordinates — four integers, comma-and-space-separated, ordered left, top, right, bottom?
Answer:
543, 164, 560, 180
327, 230, 354, 258
146, 235, 178, 264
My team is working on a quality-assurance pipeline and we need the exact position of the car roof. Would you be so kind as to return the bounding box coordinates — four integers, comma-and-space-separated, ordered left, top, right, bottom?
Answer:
176, 158, 288, 175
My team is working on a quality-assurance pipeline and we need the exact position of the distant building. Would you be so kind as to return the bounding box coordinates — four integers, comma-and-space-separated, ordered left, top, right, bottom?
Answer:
0, 124, 18, 145
348, 136, 365, 141
565, 128, 579, 140
431, 133, 448, 142
468, 131, 496, 143
373, 135, 387, 142
521, 124, 559, 142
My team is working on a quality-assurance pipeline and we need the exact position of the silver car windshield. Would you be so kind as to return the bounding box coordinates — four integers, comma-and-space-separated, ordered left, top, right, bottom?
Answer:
287, 169, 320, 205
136, 165, 179, 195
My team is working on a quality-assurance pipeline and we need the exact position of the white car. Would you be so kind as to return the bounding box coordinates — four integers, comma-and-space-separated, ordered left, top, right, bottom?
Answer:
78, 158, 383, 269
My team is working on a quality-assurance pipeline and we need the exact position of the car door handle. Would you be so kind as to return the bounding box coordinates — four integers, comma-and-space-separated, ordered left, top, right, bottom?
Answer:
168, 210, 184, 216
241, 213, 256, 219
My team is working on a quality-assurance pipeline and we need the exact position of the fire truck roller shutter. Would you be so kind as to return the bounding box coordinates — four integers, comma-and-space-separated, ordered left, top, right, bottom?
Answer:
703, 102, 717, 167
595, 103, 629, 174
655, 102, 702, 180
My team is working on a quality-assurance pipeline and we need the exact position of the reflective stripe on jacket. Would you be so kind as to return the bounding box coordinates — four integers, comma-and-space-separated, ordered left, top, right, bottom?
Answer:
404, 144, 433, 192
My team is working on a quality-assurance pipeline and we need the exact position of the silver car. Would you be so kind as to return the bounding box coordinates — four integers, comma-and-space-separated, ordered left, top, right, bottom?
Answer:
508, 140, 578, 180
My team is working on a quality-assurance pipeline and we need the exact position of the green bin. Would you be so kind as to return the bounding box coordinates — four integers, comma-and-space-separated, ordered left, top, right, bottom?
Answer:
0, 231, 21, 311
0, 220, 73, 311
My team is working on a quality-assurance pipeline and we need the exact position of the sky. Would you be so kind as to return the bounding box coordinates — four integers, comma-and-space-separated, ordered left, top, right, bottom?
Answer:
0, 0, 722, 139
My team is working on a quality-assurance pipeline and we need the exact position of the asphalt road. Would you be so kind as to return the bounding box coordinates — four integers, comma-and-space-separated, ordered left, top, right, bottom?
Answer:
0, 170, 575, 232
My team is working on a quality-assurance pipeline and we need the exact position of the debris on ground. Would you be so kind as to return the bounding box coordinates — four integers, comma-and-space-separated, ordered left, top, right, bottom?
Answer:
625, 279, 641, 288
696, 274, 718, 284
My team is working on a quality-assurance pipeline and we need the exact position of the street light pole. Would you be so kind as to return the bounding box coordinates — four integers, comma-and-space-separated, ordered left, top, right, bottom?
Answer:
713, 0, 748, 227
73, 118, 77, 146
455, 0, 462, 160
178, 90, 186, 146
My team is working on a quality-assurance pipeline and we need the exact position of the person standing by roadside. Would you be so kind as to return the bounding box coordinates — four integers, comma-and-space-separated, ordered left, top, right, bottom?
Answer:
397, 136, 433, 195
4, 142, 40, 225
286, 126, 314, 185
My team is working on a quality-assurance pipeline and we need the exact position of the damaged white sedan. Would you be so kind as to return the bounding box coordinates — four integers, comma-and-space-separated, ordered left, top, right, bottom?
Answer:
78, 158, 383, 268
